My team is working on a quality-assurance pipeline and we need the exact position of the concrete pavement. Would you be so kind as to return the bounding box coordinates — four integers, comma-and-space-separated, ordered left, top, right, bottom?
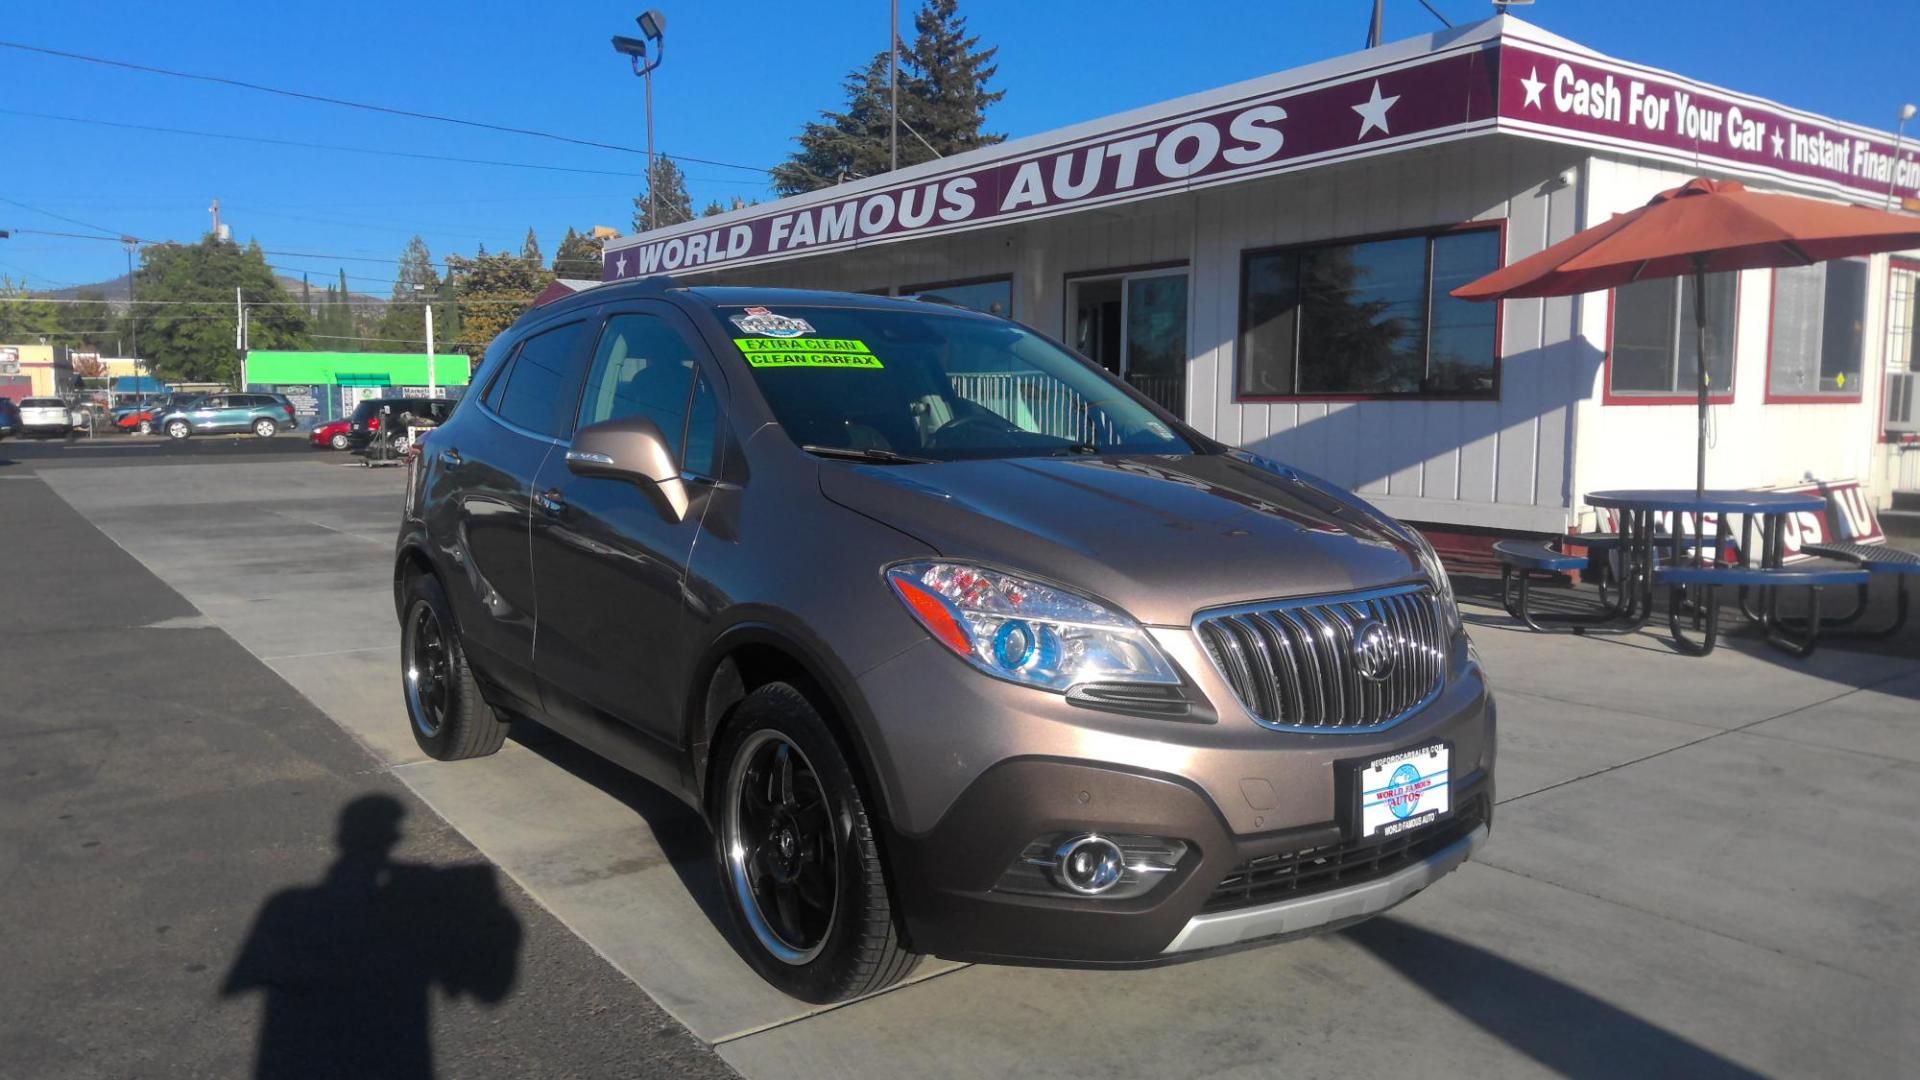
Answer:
24, 454, 1920, 1078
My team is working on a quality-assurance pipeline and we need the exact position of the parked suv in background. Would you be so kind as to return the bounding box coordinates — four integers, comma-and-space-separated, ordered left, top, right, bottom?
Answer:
17, 397, 74, 438
154, 393, 297, 439
394, 283, 1492, 1003
0, 397, 19, 439
347, 397, 455, 453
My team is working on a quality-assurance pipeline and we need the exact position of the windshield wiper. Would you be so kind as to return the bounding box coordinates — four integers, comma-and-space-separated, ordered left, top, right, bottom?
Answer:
800, 444, 937, 465
1044, 442, 1104, 456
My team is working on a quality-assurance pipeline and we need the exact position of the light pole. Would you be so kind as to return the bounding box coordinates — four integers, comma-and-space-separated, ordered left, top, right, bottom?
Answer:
123, 236, 140, 401
410, 283, 437, 396
614, 12, 668, 230
1890, 103, 1917, 211
890, 0, 899, 171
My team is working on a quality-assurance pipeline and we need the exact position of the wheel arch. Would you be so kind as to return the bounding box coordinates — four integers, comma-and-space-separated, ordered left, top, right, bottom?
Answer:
690, 622, 897, 829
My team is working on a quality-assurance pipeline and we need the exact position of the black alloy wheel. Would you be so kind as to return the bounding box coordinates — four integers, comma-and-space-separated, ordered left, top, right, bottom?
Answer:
712, 683, 917, 1002
399, 572, 508, 760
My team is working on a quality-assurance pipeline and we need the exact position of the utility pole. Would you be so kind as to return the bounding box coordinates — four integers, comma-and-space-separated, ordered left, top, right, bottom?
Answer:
235, 286, 247, 391
889, 0, 899, 172
122, 237, 139, 395
425, 301, 437, 397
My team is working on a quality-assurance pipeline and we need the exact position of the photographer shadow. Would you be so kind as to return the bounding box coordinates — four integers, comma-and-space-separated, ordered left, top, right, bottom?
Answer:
222, 795, 522, 1079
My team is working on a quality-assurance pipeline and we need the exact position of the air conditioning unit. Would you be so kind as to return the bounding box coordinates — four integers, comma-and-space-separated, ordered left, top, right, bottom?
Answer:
1889, 372, 1920, 434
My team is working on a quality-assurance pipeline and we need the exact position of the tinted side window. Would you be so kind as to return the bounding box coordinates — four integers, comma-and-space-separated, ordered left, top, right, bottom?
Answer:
494, 321, 589, 437
578, 313, 704, 451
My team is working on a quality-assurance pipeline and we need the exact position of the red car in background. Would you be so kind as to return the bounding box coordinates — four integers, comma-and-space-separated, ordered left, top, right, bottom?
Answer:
309, 418, 352, 451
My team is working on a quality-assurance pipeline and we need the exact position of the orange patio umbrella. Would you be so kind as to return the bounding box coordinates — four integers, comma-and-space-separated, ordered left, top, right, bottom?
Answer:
1452, 178, 1920, 497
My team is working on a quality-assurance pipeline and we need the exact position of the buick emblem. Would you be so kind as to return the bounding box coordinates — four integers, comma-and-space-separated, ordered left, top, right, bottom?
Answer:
1352, 621, 1395, 682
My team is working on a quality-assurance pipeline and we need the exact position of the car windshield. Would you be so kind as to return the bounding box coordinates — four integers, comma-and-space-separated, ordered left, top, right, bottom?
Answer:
712, 304, 1194, 462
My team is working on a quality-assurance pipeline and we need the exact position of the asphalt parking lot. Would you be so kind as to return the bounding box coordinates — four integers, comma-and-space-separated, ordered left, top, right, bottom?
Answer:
4, 450, 1917, 1078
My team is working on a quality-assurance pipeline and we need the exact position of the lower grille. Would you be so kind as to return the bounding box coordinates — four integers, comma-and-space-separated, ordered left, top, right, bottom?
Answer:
1202, 797, 1486, 914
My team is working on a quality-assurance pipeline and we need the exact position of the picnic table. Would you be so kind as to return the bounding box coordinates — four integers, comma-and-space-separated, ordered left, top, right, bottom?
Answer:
1497, 488, 1867, 656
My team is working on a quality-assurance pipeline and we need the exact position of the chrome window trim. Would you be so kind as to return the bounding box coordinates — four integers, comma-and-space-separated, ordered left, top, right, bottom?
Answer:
1192, 581, 1446, 734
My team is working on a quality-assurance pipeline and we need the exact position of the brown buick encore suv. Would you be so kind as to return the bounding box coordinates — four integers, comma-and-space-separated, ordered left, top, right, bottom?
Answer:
394, 279, 1494, 1003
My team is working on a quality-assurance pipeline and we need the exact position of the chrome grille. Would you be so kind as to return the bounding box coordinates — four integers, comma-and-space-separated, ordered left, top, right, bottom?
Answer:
1194, 584, 1447, 731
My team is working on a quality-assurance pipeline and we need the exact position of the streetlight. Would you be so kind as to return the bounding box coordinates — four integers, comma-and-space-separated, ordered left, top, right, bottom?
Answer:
122, 236, 140, 405
1890, 103, 1917, 210
613, 11, 667, 230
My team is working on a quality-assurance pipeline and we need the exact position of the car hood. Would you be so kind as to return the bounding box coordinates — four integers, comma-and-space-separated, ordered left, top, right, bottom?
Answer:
818, 452, 1425, 627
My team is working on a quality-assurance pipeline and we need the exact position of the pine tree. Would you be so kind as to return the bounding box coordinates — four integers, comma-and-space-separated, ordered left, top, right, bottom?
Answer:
632, 158, 695, 232
772, 0, 1002, 195
520, 227, 543, 266
378, 236, 442, 350
905, 0, 1004, 155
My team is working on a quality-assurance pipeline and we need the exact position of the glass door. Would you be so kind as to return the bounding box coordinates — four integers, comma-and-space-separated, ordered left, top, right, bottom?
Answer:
1068, 269, 1188, 417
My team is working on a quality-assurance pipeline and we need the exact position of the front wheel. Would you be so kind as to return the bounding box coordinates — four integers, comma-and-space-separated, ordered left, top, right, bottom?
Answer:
330, 432, 350, 451
713, 683, 917, 1003
253, 418, 278, 438
165, 420, 190, 440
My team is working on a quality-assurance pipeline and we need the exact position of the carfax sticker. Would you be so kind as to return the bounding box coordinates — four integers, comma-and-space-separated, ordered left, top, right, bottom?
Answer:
734, 338, 883, 369
729, 306, 815, 337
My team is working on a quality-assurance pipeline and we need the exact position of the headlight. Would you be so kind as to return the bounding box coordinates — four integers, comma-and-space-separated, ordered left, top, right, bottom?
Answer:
885, 561, 1179, 692
1405, 528, 1464, 637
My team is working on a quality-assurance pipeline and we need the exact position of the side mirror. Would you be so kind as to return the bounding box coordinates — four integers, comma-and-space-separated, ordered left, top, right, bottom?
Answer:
565, 414, 689, 522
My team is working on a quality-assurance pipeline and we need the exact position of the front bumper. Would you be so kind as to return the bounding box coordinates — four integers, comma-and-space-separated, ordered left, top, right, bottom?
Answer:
857, 625, 1493, 966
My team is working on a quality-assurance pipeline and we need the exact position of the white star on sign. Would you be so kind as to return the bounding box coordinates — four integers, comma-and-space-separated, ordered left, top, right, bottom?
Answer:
616, 252, 629, 277
1353, 80, 1400, 140
1770, 130, 1785, 158
1519, 67, 1545, 109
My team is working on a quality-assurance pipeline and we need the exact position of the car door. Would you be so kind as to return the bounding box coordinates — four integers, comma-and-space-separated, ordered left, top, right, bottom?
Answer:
428, 319, 593, 709
529, 304, 726, 764
188, 395, 230, 431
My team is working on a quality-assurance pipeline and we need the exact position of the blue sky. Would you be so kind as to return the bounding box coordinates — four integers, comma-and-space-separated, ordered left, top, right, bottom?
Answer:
4, 0, 1916, 294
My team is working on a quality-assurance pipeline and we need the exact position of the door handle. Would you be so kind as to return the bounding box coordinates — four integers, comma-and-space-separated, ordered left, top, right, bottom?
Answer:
440, 448, 463, 469
536, 489, 566, 516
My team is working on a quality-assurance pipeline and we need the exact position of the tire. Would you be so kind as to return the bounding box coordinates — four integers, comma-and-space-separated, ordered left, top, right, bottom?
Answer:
712, 683, 917, 1003
253, 418, 278, 438
165, 420, 191, 440
330, 432, 350, 451
138, 419, 153, 436
400, 572, 508, 761
391, 435, 413, 455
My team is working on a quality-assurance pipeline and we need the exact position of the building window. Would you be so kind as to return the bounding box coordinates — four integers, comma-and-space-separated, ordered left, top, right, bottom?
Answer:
1891, 260, 1920, 377
1768, 260, 1868, 399
1608, 273, 1736, 398
1238, 227, 1501, 398
902, 277, 1012, 317
1067, 267, 1188, 417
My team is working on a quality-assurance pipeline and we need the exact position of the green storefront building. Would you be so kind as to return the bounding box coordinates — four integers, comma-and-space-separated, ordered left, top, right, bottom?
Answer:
244, 351, 471, 422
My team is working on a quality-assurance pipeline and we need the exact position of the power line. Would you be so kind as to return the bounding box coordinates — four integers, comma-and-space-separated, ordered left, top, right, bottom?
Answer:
2, 108, 658, 181
0, 196, 132, 239
0, 39, 772, 174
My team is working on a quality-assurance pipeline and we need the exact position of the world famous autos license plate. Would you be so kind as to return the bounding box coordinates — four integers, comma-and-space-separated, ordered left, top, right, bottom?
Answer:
1358, 744, 1450, 839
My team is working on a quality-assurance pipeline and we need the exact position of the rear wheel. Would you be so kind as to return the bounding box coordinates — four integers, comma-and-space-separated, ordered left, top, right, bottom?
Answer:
165, 420, 190, 440
713, 683, 917, 1002
252, 418, 278, 438
137, 419, 153, 436
400, 572, 508, 760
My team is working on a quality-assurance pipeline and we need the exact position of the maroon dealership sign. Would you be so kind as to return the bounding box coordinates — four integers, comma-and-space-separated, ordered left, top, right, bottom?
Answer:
1497, 41, 1919, 205
605, 45, 1500, 279
604, 28, 1918, 281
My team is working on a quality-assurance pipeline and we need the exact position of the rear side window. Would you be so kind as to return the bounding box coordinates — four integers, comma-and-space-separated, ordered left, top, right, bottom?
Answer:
491, 321, 589, 438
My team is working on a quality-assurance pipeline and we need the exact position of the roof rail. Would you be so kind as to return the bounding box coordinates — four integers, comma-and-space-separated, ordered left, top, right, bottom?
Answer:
905, 293, 969, 309
633, 274, 681, 291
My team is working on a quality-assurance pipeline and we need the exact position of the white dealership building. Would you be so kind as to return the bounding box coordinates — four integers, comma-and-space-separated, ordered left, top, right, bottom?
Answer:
602, 15, 1920, 553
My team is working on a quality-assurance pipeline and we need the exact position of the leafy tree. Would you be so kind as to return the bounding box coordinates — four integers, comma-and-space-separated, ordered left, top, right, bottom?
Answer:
772, 0, 1002, 195
55, 290, 123, 353
701, 196, 757, 217
376, 236, 442, 350
632, 157, 695, 232
553, 227, 603, 280
520, 227, 543, 266
0, 276, 60, 341
134, 237, 307, 384
446, 249, 549, 359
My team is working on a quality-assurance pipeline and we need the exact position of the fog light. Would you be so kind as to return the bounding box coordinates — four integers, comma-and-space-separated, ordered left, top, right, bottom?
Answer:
1055, 835, 1125, 895
993, 832, 1190, 900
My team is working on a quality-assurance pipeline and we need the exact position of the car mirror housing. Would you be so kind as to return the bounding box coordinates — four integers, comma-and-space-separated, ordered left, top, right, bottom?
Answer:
566, 414, 689, 521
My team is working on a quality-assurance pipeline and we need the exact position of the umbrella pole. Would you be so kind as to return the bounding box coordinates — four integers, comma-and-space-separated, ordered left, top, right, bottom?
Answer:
1692, 255, 1709, 500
